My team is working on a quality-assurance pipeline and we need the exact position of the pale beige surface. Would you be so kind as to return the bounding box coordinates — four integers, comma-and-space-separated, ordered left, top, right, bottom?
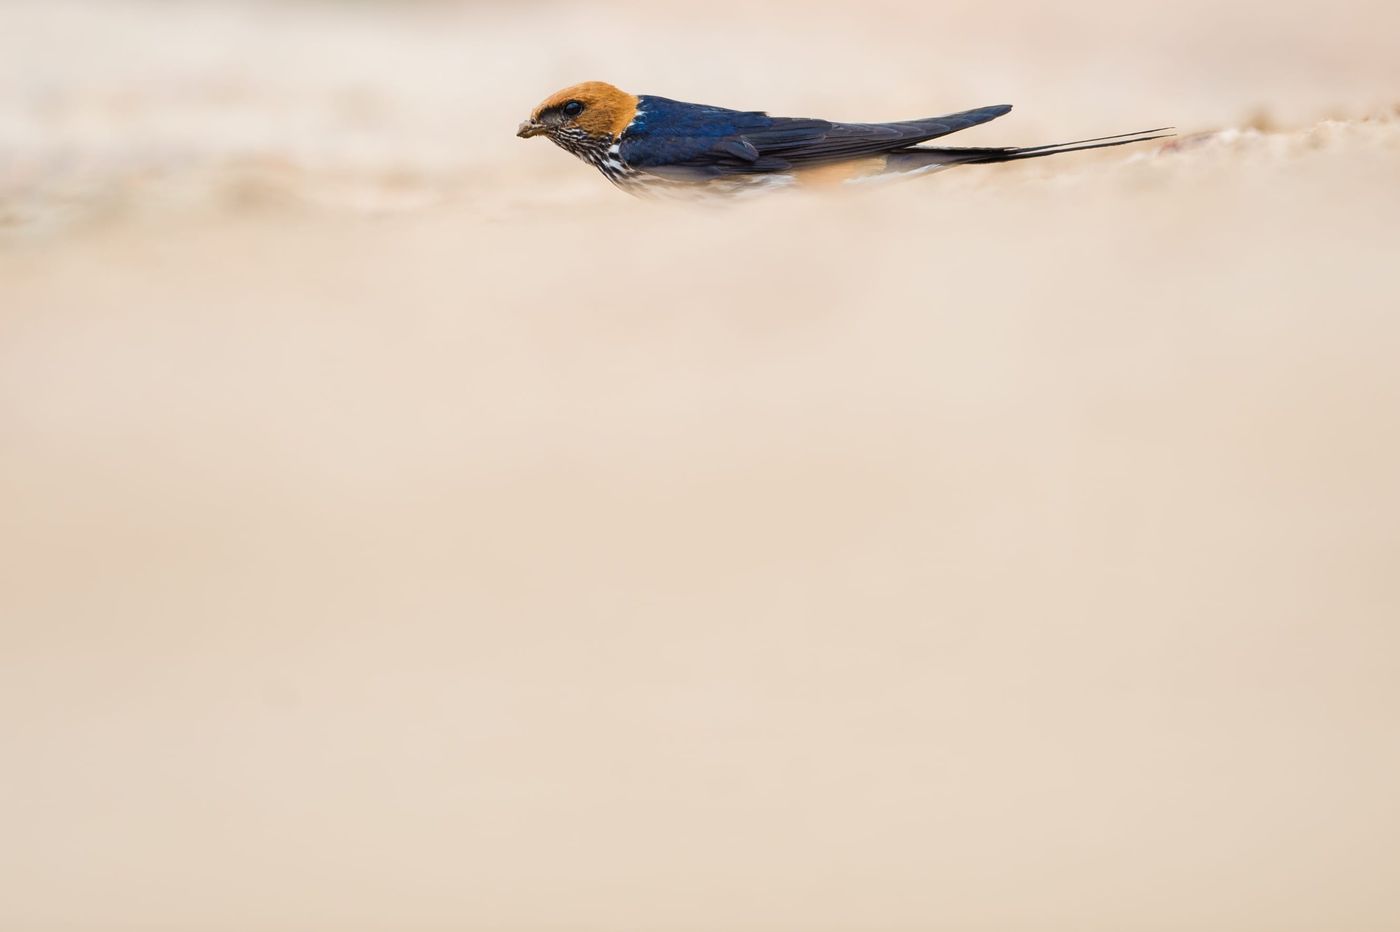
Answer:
3, 1, 1400, 930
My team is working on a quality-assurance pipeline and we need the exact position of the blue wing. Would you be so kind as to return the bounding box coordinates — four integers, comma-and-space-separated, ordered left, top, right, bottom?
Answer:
620, 95, 1013, 179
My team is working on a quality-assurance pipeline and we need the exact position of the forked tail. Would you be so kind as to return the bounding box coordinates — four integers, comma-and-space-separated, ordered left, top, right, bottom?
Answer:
883, 127, 1174, 173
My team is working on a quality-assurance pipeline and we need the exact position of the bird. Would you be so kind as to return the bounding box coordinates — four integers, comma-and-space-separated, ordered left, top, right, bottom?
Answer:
517, 81, 1170, 198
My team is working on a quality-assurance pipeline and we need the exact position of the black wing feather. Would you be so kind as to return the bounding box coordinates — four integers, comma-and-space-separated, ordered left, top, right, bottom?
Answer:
752, 105, 1014, 167
729, 105, 1014, 173
625, 102, 1014, 179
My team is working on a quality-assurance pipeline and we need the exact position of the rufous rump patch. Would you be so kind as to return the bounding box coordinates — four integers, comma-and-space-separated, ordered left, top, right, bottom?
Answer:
794, 157, 888, 187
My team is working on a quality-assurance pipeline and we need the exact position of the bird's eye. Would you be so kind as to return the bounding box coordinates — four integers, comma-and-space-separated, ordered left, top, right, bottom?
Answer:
563, 101, 585, 118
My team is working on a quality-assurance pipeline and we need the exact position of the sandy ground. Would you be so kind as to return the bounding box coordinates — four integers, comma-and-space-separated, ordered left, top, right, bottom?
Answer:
3, 1, 1400, 930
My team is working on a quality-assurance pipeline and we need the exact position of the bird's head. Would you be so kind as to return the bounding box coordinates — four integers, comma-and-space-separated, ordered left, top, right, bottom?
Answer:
517, 82, 641, 149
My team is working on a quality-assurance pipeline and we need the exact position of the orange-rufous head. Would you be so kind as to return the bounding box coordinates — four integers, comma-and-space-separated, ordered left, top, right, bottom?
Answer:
517, 82, 641, 142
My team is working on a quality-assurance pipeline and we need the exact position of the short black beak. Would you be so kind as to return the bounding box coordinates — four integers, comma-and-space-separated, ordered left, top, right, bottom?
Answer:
517, 121, 547, 139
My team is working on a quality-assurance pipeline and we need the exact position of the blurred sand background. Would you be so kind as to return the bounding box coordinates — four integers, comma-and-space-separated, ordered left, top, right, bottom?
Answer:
3, 0, 1400, 930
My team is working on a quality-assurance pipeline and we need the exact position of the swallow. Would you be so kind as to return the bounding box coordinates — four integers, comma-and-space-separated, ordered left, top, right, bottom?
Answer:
518, 82, 1170, 198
